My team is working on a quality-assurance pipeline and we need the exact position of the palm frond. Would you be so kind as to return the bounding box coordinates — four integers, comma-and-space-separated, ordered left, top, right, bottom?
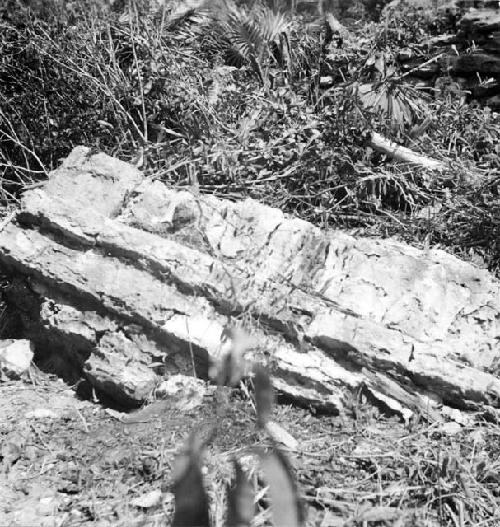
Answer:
225, 11, 263, 64
258, 9, 290, 43
358, 80, 431, 131
164, 0, 211, 30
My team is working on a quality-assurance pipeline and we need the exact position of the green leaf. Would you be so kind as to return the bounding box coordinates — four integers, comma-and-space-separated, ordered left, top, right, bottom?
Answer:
227, 459, 255, 527
259, 448, 305, 527
253, 364, 274, 428
172, 432, 210, 527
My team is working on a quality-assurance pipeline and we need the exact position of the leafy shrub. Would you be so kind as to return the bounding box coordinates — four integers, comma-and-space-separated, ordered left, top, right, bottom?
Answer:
1, 0, 499, 273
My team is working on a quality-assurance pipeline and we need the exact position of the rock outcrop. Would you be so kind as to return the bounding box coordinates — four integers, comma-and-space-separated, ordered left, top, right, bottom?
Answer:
454, 7, 500, 107
0, 147, 499, 417
379, 2, 500, 108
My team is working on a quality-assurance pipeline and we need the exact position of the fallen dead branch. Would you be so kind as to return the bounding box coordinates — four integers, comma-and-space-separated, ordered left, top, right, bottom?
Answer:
368, 132, 446, 171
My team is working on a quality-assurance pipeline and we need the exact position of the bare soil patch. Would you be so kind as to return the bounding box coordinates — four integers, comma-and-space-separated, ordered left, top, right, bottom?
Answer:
1, 369, 500, 526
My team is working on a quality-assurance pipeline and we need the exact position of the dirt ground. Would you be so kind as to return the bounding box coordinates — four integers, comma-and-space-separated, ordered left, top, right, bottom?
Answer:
1, 368, 500, 527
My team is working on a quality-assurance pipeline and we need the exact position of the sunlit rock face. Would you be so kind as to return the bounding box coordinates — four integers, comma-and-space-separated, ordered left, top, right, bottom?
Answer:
0, 146, 499, 418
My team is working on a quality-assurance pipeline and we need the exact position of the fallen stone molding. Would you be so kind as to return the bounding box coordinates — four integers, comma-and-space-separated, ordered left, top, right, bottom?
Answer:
0, 147, 499, 418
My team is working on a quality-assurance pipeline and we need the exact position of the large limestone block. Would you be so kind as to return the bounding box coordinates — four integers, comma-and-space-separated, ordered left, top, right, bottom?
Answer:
1, 147, 499, 416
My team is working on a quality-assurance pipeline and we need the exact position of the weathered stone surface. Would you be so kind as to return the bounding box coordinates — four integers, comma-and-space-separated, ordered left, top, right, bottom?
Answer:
485, 29, 500, 51
459, 9, 500, 37
42, 146, 143, 217
452, 53, 500, 74
486, 94, 500, 108
406, 7, 500, 106
155, 375, 209, 411
0, 340, 33, 380
1, 147, 499, 416
84, 350, 158, 408
473, 81, 500, 99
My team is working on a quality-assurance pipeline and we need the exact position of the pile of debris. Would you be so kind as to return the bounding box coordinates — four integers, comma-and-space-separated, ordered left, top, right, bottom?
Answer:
455, 5, 500, 107
398, 2, 500, 107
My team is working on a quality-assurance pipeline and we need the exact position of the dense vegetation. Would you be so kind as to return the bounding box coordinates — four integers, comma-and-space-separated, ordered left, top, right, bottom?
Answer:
1, 0, 499, 273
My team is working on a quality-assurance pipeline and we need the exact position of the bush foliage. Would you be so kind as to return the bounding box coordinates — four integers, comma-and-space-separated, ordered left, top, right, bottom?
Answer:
1, 0, 499, 271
